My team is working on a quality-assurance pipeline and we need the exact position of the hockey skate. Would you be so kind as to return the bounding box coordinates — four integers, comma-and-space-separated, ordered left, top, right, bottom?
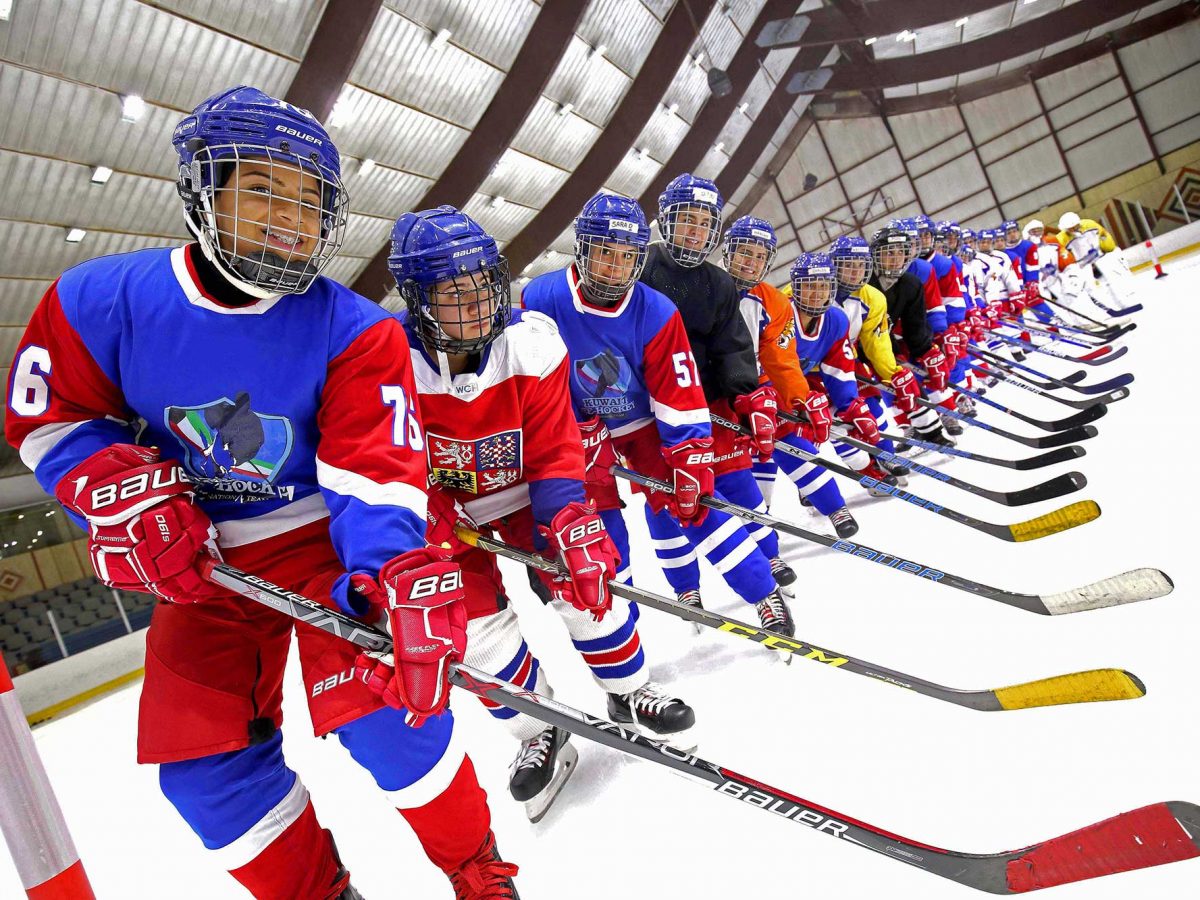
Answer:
769, 556, 797, 586
875, 456, 910, 486
859, 461, 899, 497
676, 589, 705, 635
607, 682, 696, 750
828, 506, 858, 538
446, 830, 519, 900
755, 589, 795, 637
508, 726, 578, 824
954, 393, 977, 418
939, 412, 964, 436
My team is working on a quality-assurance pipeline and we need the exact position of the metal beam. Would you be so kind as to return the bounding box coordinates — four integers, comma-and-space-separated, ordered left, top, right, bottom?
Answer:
732, 113, 814, 223
285, 0, 384, 122
954, 101, 1005, 221
811, 117, 860, 232
789, 0, 1154, 94
1109, 43, 1165, 175
759, 0, 1003, 49
635, 0, 795, 215
1028, 75, 1084, 207
505, 0, 719, 275
351, 0, 586, 300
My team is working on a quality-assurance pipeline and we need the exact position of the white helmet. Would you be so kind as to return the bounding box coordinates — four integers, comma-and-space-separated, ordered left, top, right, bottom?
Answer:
1058, 211, 1081, 231
1023, 219, 1043, 239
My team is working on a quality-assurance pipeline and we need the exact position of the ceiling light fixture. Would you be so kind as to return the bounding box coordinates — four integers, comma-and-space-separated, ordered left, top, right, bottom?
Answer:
956, 17, 969, 27
358, 158, 376, 177
66, 228, 87, 243
738, 101, 750, 114
120, 94, 146, 123
91, 166, 113, 184
864, 37, 877, 46
430, 28, 452, 51
557, 102, 574, 117
490, 195, 505, 209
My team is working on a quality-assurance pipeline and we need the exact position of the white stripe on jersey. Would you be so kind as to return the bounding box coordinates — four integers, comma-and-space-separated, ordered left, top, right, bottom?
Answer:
18, 420, 89, 470
316, 458, 428, 514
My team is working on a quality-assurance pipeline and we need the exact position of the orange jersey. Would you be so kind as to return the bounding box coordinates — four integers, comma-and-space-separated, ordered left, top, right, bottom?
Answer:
749, 282, 809, 412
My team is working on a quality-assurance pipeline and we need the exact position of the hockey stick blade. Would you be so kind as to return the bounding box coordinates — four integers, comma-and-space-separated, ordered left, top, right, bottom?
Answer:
197, 563, 1196, 893
966, 363, 1126, 410
822, 422, 1087, 507
613, 467, 1169, 613
712, 418, 1096, 541
958, 384, 1108, 432
888, 431, 1086, 471
995, 333, 1128, 366
454, 528, 1144, 712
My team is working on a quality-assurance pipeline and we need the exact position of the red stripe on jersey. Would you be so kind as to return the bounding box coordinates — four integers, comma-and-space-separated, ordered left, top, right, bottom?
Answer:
922, 270, 945, 313
5, 282, 131, 453
641, 312, 707, 416
316, 318, 428, 494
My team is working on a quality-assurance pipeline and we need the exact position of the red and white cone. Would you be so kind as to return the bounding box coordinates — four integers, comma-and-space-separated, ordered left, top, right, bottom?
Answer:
0, 652, 95, 899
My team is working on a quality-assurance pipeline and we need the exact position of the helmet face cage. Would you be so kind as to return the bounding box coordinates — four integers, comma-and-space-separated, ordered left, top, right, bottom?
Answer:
659, 201, 722, 267
574, 234, 648, 305
791, 272, 836, 317
917, 224, 935, 257
830, 242, 871, 293
1003, 222, 1021, 248
871, 232, 912, 278
723, 236, 777, 291
977, 230, 994, 253
401, 257, 512, 355
187, 143, 348, 295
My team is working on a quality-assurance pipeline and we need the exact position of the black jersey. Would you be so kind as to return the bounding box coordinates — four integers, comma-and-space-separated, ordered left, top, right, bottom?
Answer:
639, 242, 758, 401
871, 272, 934, 361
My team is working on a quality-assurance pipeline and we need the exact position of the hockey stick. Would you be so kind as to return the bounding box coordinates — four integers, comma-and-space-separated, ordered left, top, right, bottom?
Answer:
1040, 294, 1136, 328
712, 413, 1099, 542
200, 562, 1200, 895
969, 346, 1133, 396
1020, 317, 1134, 343
990, 333, 1127, 366
879, 430, 1087, 472
949, 381, 1108, 433
815, 421, 1088, 508
965, 363, 1127, 411
861, 379, 1098, 449
1000, 319, 1114, 350
455, 527, 1144, 712
612, 466, 1171, 615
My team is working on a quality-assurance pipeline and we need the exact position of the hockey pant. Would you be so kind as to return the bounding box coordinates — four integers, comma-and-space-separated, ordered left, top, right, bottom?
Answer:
464, 595, 647, 742
752, 433, 846, 515
158, 709, 490, 898
1094, 252, 1135, 304
598, 494, 776, 605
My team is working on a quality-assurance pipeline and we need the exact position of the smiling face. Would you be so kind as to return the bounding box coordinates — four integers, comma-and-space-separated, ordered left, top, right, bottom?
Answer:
669, 206, 714, 254
211, 156, 323, 264
727, 241, 771, 285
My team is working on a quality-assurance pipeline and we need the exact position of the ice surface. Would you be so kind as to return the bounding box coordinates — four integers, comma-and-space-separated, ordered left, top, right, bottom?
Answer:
3, 263, 1198, 898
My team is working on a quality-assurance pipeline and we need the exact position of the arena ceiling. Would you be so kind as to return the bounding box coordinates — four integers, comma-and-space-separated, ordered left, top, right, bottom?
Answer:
1, 0, 1196, 499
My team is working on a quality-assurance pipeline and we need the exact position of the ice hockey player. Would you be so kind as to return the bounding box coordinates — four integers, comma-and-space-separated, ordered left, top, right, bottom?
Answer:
4, 86, 516, 899
893, 217, 949, 337
634, 174, 800, 614
522, 191, 796, 637
722, 216, 858, 533
385, 204, 694, 821
826, 234, 920, 481
1000, 219, 1056, 324
1055, 211, 1133, 310
865, 226, 957, 448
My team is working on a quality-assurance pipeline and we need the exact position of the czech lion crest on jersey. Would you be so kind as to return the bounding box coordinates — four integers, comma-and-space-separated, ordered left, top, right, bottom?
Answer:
574, 349, 635, 416
428, 428, 523, 495
164, 392, 295, 502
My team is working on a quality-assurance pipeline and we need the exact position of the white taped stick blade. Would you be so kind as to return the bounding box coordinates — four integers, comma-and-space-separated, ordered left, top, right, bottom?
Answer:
1041, 568, 1174, 615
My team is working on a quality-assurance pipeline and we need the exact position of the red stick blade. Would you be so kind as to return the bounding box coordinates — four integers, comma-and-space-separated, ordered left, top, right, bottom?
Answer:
1006, 802, 1200, 892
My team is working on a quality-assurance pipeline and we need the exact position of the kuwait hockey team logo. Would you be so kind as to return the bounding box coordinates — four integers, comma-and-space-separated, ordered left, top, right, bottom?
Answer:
164, 392, 295, 501
574, 349, 636, 417
427, 428, 522, 495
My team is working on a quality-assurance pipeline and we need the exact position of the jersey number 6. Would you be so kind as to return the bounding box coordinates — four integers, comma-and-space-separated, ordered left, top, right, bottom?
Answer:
9, 345, 52, 417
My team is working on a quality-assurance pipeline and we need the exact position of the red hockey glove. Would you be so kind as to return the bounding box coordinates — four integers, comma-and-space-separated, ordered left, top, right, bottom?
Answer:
918, 348, 950, 392
890, 368, 920, 415
536, 501, 620, 621
661, 438, 715, 526
55, 444, 225, 604
837, 397, 881, 445
353, 548, 467, 727
732, 385, 779, 462
799, 391, 833, 446
942, 329, 968, 366
577, 416, 622, 510
1023, 281, 1042, 306
424, 481, 475, 557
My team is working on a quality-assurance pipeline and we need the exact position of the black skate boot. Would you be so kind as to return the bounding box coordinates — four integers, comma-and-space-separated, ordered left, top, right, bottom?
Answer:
769, 556, 797, 586
876, 456, 910, 486
607, 682, 696, 737
829, 506, 858, 538
914, 424, 957, 449
755, 589, 795, 637
446, 831, 519, 900
508, 726, 578, 823
940, 412, 964, 436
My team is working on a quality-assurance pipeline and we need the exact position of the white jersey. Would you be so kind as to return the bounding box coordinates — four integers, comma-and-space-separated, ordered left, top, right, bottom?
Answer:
962, 257, 988, 306
982, 250, 1021, 302
738, 292, 769, 376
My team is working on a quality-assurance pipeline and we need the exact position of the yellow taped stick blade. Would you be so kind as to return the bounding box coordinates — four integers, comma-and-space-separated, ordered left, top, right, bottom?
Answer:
994, 668, 1146, 710
1009, 500, 1101, 542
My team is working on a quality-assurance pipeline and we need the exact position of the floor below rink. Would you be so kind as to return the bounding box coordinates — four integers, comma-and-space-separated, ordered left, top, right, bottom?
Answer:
3, 264, 1198, 899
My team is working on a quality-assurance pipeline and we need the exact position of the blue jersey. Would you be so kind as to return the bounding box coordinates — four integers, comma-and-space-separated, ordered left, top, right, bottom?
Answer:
6, 244, 428, 615
1004, 240, 1039, 283
792, 305, 858, 412
521, 266, 711, 446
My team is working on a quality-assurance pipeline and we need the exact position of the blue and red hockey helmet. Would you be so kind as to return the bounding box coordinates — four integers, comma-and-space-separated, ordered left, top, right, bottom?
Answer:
722, 215, 778, 291
657, 172, 725, 267
172, 85, 348, 297
573, 192, 651, 306
790, 251, 836, 318
828, 235, 872, 294
388, 206, 512, 354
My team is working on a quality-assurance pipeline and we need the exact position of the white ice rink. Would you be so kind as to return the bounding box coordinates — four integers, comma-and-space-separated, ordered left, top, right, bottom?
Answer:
3, 262, 1197, 899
